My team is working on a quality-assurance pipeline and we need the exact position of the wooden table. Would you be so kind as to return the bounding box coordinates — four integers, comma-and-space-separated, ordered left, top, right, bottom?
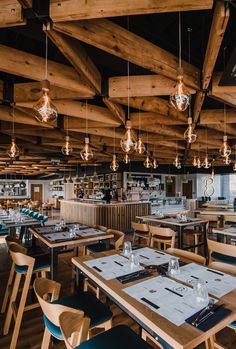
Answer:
72, 250, 236, 349
30, 225, 114, 280
137, 216, 208, 256
0, 215, 40, 237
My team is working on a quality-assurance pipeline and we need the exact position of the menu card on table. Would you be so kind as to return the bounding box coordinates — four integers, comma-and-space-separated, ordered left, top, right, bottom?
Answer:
77, 228, 106, 237
132, 247, 172, 266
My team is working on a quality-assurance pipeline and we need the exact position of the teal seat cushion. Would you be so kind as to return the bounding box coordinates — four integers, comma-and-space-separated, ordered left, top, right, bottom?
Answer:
211, 252, 236, 265
15, 255, 50, 273
43, 292, 112, 340
229, 321, 236, 329
87, 243, 115, 253
76, 325, 173, 349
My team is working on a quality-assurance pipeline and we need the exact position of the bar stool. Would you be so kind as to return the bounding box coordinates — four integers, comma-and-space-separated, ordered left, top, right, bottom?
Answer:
59, 311, 173, 349
2, 243, 50, 349
34, 277, 113, 349
131, 221, 150, 246
149, 226, 176, 250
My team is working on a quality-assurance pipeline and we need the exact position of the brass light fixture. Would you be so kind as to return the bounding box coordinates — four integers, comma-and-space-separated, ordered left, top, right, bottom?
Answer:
135, 109, 145, 154
80, 101, 93, 161
33, 29, 58, 123
62, 117, 73, 156
110, 154, 119, 172
7, 106, 20, 159
123, 153, 130, 164
219, 135, 231, 158
170, 13, 191, 112
192, 156, 197, 167
202, 155, 211, 169
184, 116, 197, 144
152, 158, 158, 169
196, 157, 201, 169
173, 142, 181, 169
144, 153, 152, 169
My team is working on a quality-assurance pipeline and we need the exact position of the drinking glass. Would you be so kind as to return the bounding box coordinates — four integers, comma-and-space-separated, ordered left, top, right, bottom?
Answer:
69, 228, 76, 239
193, 279, 209, 306
168, 257, 180, 275
129, 252, 140, 269
122, 241, 132, 256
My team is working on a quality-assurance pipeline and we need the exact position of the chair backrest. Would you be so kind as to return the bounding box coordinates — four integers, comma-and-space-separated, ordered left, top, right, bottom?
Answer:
59, 311, 90, 349
197, 214, 217, 222
106, 229, 125, 249
96, 225, 107, 232
33, 278, 84, 327
224, 215, 236, 223
131, 222, 149, 233
208, 261, 236, 276
207, 238, 236, 263
166, 248, 206, 265
149, 226, 175, 249
8, 242, 34, 270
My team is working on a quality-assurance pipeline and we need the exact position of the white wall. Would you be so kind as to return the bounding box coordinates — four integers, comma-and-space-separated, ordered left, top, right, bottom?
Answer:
28, 180, 51, 202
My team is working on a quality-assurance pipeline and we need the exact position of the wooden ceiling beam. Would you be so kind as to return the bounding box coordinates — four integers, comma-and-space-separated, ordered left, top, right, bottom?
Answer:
209, 72, 236, 108
200, 109, 236, 124
0, 44, 95, 95
53, 19, 200, 89
102, 98, 125, 125
46, 27, 101, 93
0, 1, 26, 28
50, 0, 213, 22
131, 112, 186, 126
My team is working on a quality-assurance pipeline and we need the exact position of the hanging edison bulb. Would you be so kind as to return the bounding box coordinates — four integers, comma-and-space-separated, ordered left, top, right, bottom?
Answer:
33, 80, 58, 123
202, 155, 211, 169
192, 156, 197, 167
224, 155, 231, 165
110, 154, 119, 172
184, 117, 197, 143
219, 135, 231, 158
152, 158, 158, 169
80, 137, 93, 161
61, 136, 73, 156
143, 154, 152, 168
173, 155, 181, 169
135, 137, 145, 154
196, 157, 201, 169
7, 137, 20, 159
120, 120, 136, 153
170, 68, 191, 112
233, 162, 236, 172
211, 168, 215, 178
123, 153, 130, 164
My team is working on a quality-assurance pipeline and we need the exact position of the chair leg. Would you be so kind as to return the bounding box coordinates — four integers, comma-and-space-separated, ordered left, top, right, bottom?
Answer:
9, 271, 33, 349
41, 327, 51, 349
194, 234, 199, 254
41, 270, 47, 278
132, 232, 136, 245
3, 272, 21, 335
1, 263, 14, 314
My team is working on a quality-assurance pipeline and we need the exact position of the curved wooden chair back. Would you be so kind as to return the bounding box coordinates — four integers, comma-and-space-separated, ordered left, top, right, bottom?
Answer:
149, 226, 175, 249
33, 278, 84, 327
166, 248, 206, 265
208, 261, 236, 277
59, 311, 90, 349
8, 242, 34, 269
95, 225, 107, 232
224, 215, 236, 223
5, 236, 22, 249
131, 222, 149, 233
107, 229, 124, 249
207, 238, 236, 264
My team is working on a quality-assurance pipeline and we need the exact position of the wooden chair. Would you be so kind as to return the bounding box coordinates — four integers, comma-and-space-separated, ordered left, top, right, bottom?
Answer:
34, 277, 112, 349
149, 226, 176, 250
131, 221, 150, 246
197, 214, 217, 233
2, 243, 50, 349
207, 238, 236, 265
86, 229, 124, 254
166, 248, 206, 265
59, 311, 162, 349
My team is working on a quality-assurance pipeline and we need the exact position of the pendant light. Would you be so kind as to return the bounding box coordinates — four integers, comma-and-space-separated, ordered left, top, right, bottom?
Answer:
123, 153, 130, 164
196, 157, 201, 169
173, 141, 181, 169
110, 128, 119, 172
7, 105, 20, 159
224, 155, 231, 165
80, 100, 93, 161
233, 162, 236, 172
144, 153, 152, 168
192, 156, 197, 167
152, 158, 159, 169
170, 13, 191, 112
33, 29, 58, 123
184, 115, 197, 144
62, 117, 73, 156
211, 167, 215, 178
219, 135, 231, 158
135, 109, 145, 154
202, 128, 211, 169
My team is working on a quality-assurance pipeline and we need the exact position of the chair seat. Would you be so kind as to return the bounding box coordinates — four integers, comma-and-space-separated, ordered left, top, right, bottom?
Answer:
87, 243, 115, 253
44, 291, 112, 340
15, 255, 51, 273
228, 321, 236, 329
76, 324, 173, 349
211, 252, 236, 265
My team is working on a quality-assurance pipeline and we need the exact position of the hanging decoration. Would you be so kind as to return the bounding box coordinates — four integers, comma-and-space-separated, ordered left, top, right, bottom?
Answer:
123, 153, 130, 164
110, 128, 119, 172
7, 106, 20, 159
184, 116, 197, 144
33, 28, 58, 123
120, 120, 136, 153
62, 116, 73, 156
80, 100, 93, 161
135, 109, 145, 154
173, 141, 181, 169
170, 12, 190, 112
144, 153, 152, 169
219, 135, 231, 158
152, 158, 158, 169
196, 157, 201, 169
202, 155, 211, 169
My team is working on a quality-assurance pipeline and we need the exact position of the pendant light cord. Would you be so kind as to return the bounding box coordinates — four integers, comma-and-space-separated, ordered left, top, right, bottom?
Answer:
223, 47, 227, 136
85, 99, 88, 137
127, 16, 130, 121
45, 33, 48, 80
12, 104, 15, 137
179, 12, 182, 69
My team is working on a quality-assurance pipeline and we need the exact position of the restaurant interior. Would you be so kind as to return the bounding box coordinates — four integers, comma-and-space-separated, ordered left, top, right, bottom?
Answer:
1, 1, 236, 349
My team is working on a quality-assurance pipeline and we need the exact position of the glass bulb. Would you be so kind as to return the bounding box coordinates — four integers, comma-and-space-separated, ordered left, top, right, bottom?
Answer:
61, 136, 73, 156
135, 137, 145, 154
144, 154, 152, 168
120, 120, 136, 153
192, 156, 197, 167
219, 135, 231, 157
152, 158, 158, 169
211, 168, 215, 178
7, 137, 20, 159
110, 154, 119, 172
224, 155, 231, 165
184, 117, 197, 143
173, 155, 181, 169
196, 157, 201, 169
80, 137, 93, 161
233, 162, 236, 172
33, 80, 58, 123
170, 69, 191, 112
123, 153, 130, 164
202, 155, 211, 169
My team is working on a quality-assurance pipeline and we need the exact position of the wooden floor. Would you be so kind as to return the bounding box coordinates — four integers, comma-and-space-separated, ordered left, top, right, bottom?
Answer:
0, 237, 236, 349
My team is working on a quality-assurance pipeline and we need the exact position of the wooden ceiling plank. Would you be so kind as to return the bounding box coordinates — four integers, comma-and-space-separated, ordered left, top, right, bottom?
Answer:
0, 0, 26, 28
200, 109, 236, 124
50, 0, 213, 22
53, 19, 200, 90
102, 98, 125, 125
209, 72, 236, 108
131, 112, 186, 126
46, 27, 101, 93
0, 44, 95, 95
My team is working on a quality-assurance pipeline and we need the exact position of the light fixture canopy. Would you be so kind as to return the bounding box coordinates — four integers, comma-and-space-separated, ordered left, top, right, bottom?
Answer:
7, 136, 20, 159
219, 135, 231, 158
33, 80, 58, 123
61, 135, 73, 156
143, 154, 152, 168
135, 137, 145, 154
120, 120, 136, 153
80, 136, 93, 161
110, 154, 119, 172
184, 117, 197, 143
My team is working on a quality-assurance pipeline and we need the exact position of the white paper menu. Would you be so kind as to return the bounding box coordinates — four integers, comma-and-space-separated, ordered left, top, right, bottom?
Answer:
133, 247, 172, 266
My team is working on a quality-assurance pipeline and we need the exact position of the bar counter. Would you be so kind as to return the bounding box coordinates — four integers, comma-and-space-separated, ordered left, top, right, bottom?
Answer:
60, 199, 151, 231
